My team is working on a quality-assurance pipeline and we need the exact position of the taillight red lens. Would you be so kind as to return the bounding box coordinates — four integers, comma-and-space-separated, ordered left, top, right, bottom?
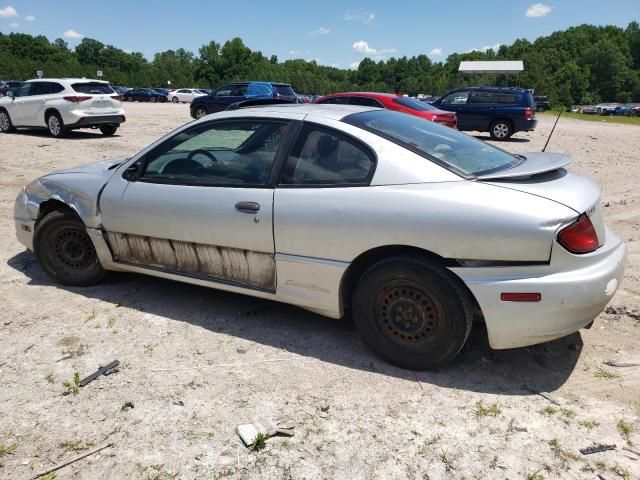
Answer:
500, 292, 542, 302
524, 107, 534, 120
558, 214, 599, 254
63, 96, 92, 102
111, 95, 122, 101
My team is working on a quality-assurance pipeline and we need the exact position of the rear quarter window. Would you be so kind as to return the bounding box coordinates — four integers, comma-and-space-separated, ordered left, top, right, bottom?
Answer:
496, 93, 521, 104
72, 83, 115, 94
273, 84, 295, 96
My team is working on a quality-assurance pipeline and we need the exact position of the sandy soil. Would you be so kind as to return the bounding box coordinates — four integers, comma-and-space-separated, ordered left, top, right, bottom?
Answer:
0, 104, 639, 480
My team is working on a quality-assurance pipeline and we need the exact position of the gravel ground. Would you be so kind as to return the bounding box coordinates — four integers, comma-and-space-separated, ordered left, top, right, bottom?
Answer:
0, 104, 639, 480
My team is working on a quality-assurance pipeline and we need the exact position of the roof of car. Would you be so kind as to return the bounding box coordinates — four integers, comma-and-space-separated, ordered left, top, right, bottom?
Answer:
449, 86, 528, 93
217, 103, 376, 121
319, 92, 399, 99
25, 78, 109, 84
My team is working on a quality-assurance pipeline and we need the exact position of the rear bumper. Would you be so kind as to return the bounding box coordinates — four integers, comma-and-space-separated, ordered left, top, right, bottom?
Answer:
516, 118, 537, 132
67, 115, 126, 128
450, 228, 626, 349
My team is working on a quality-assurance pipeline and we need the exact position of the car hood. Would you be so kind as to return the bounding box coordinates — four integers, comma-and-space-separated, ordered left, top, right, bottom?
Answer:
53, 157, 127, 175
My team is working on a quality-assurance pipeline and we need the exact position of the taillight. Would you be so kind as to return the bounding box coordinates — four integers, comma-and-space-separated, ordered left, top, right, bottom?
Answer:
63, 96, 92, 102
557, 214, 599, 254
524, 107, 535, 120
111, 95, 122, 101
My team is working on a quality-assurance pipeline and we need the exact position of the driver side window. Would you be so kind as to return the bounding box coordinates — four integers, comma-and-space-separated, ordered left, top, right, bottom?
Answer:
141, 120, 290, 187
14, 83, 32, 97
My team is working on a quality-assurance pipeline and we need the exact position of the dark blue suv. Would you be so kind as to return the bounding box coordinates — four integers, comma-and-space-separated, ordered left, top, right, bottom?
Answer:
190, 81, 296, 119
431, 87, 537, 140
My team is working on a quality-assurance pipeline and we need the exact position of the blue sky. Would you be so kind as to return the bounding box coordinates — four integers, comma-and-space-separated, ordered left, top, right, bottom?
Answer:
1, 1, 638, 68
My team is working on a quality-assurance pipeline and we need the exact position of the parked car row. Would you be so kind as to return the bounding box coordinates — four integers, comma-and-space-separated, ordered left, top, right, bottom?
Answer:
576, 104, 640, 116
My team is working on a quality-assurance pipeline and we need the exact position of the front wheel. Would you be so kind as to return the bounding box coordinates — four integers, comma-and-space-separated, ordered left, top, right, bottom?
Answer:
172, 96, 179, 103
489, 120, 512, 140
34, 210, 106, 286
100, 124, 118, 136
0, 109, 16, 133
352, 256, 473, 370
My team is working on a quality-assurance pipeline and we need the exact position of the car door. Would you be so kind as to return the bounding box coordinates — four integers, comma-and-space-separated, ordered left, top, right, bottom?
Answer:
100, 116, 298, 291
10, 82, 35, 125
433, 91, 471, 129
465, 90, 499, 131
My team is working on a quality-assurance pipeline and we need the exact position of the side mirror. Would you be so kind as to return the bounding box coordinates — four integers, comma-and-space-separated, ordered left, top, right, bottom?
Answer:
123, 161, 144, 181
7, 91, 14, 98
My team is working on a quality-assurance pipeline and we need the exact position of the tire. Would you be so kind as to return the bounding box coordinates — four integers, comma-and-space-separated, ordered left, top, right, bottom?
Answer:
193, 106, 208, 119
46, 112, 66, 138
172, 96, 179, 103
0, 109, 16, 133
34, 210, 106, 286
352, 256, 473, 370
150, 97, 157, 103
100, 124, 118, 136
489, 119, 512, 140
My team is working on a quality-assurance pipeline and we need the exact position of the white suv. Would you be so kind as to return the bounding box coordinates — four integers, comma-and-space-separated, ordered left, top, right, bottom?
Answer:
0, 78, 125, 138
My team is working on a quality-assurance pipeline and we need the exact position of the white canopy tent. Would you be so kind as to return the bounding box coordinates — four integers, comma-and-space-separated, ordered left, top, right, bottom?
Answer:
458, 60, 524, 86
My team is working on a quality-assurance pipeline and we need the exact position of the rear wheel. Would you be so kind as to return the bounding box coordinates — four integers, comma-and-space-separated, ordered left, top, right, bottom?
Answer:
194, 106, 208, 119
489, 119, 512, 140
100, 124, 118, 136
46, 112, 66, 138
172, 96, 179, 103
0, 109, 16, 133
352, 256, 473, 370
34, 210, 106, 286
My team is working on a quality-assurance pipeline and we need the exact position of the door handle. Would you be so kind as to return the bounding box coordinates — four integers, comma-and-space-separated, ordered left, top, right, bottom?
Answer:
235, 201, 260, 213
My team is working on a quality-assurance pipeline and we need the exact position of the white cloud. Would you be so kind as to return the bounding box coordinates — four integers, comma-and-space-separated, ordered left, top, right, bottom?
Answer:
352, 40, 396, 56
309, 27, 330, 36
526, 3, 552, 17
344, 9, 375, 24
0, 5, 18, 18
9, 22, 18, 27
429, 48, 443, 56
63, 29, 84, 39
349, 61, 361, 70
25, 14, 36, 21
467, 42, 502, 53
124, 49, 133, 54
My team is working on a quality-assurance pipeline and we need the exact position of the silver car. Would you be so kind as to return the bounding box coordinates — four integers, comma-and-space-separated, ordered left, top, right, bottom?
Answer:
13, 105, 626, 369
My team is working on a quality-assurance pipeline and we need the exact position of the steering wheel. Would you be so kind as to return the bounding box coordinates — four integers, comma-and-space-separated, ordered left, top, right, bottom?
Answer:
187, 149, 218, 164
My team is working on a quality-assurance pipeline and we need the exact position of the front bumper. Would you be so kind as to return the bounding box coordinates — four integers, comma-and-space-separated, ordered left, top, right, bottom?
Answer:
14, 188, 35, 251
450, 227, 626, 349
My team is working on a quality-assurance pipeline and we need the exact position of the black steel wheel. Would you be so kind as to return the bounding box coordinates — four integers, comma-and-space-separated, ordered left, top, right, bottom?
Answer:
34, 210, 106, 286
352, 256, 473, 369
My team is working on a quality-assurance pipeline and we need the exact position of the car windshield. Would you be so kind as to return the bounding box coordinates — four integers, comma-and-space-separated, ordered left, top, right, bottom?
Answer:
393, 97, 438, 112
72, 83, 115, 94
344, 110, 521, 177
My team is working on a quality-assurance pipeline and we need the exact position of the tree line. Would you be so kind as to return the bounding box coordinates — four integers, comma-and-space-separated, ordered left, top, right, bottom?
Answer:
1, 22, 639, 106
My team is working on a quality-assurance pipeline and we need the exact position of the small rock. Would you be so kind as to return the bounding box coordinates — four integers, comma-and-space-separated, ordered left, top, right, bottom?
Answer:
195, 453, 203, 461
514, 426, 528, 432
173, 400, 184, 406
604, 202, 610, 207
121, 401, 134, 411
236, 348, 247, 354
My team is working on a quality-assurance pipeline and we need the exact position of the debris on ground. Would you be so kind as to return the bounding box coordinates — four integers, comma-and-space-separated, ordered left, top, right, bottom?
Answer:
236, 418, 295, 448
79, 360, 120, 387
121, 401, 134, 411
604, 358, 640, 367
605, 305, 640, 321
579, 443, 617, 455
21, 442, 113, 480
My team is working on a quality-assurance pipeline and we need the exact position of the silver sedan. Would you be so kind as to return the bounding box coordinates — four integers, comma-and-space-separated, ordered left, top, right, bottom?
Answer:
13, 105, 626, 369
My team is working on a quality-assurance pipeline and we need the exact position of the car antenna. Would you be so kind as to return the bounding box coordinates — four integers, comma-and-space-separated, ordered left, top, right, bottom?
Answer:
542, 107, 563, 152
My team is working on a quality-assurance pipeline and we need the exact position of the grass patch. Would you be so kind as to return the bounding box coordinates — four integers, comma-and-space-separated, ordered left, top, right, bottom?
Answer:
59, 440, 94, 455
525, 470, 545, 480
594, 366, 621, 380
579, 419, 600, 430
540, 405, 558, 416
472, 401, 502, 419
541, 110, 640, 126
548, 438, 580, 468
617, 419, 633, 444
0, 443, 18, 466
252, 432, 268, 452
438, 450, 455, 472
62, 372, 80, 395
612, 464, 631, 480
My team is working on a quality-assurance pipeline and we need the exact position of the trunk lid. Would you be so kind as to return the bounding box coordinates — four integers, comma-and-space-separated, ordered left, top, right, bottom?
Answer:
480, 152, 605, 246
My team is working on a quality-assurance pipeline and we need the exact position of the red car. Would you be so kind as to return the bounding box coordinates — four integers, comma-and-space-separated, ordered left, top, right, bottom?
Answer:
313, 92, 457, 129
